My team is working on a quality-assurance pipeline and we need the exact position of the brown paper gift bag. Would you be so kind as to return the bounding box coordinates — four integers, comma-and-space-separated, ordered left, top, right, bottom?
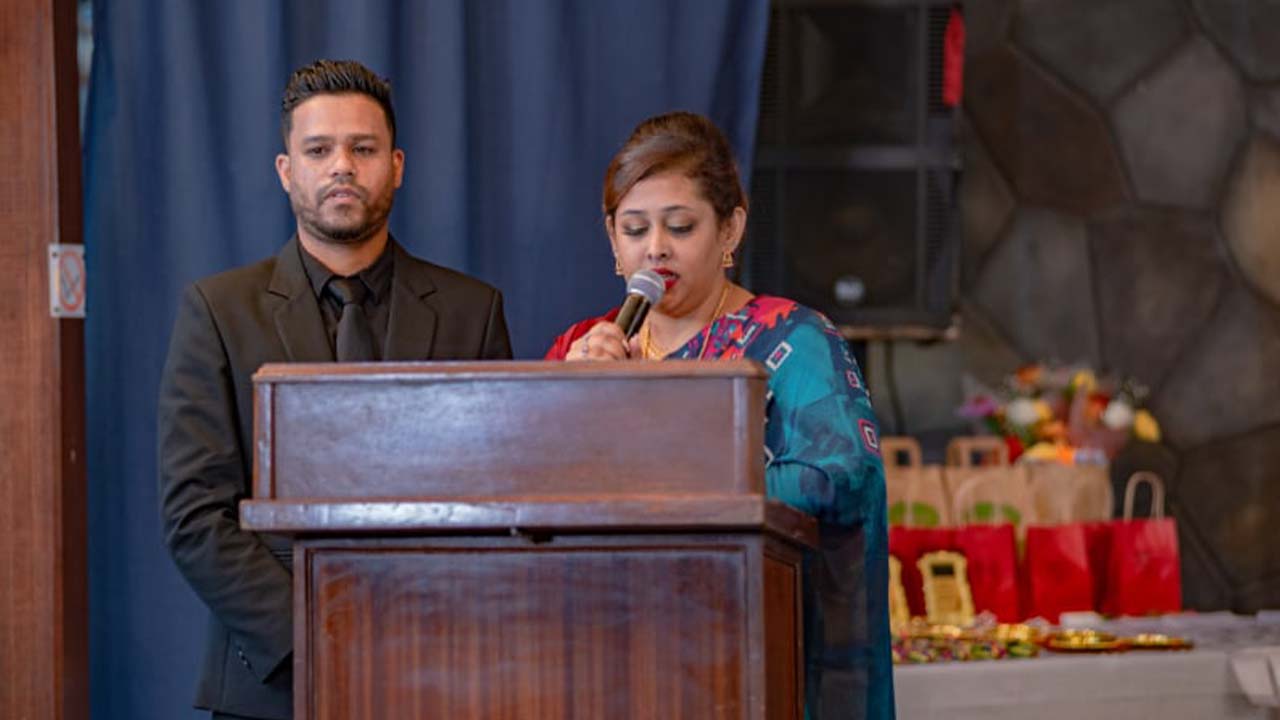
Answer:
944, 437, 1035, 539
1026, 462, 1114, 524
882, 436, 951, 528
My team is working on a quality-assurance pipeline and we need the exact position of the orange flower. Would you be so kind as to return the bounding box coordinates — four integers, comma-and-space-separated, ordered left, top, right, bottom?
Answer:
1015, 364, 1043, 388
1056, 445, 1076, 465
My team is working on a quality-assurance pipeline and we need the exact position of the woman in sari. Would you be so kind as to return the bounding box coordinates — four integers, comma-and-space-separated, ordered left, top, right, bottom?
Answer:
545, 111, 894, 719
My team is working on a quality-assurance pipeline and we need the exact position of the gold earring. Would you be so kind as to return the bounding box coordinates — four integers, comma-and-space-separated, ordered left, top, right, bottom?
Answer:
614, 256, 624, 276
721, 250, 735, 269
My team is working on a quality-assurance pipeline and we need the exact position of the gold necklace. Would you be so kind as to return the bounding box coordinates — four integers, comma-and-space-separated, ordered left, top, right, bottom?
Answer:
640, 284, 730, 360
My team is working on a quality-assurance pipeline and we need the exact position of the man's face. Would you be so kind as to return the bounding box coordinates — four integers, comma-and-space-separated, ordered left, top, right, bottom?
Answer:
275, 93, 404, 246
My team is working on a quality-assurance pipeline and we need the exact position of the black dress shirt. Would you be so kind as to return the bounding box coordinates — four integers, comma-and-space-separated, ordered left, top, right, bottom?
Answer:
298, 238, 394, 360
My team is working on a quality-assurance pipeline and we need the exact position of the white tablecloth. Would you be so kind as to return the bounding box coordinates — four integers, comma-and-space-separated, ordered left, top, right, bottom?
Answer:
894, 613, 1280, 720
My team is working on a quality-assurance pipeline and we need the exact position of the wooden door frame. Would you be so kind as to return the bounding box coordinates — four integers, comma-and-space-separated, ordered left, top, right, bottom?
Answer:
0, 0, 89, 717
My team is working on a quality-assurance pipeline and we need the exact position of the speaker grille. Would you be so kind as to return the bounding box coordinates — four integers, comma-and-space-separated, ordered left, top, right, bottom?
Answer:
746, 0, 960, 332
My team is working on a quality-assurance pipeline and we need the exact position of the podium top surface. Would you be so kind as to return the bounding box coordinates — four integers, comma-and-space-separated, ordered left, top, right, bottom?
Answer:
252, 360, 770, 504
253, 359, 768, 383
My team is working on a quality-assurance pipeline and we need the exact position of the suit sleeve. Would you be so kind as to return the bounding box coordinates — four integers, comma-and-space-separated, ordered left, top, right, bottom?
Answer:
481, 289, 514, 360
157, 284, 293, 682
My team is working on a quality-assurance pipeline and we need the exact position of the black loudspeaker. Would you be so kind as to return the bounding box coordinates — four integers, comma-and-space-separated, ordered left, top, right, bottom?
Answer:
744, 0, 960, 337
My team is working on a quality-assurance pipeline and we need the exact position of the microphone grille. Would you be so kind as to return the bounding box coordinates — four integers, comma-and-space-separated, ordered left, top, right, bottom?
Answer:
626, 269, 666, 304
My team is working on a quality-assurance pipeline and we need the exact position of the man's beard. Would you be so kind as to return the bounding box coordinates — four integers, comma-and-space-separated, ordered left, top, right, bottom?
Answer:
292, 185, 395, 246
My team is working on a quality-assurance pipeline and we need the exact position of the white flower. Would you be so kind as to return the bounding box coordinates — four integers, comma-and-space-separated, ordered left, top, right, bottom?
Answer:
1006, 398, 1040, 427
1101, 399, 1135, 430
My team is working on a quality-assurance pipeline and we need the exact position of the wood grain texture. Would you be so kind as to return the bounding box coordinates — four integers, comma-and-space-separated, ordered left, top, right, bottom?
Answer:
254, 380, 275, 499
295, 535, 804, 720
763, 546, 803, 720
0, 0, 88, 718
252, 361, 767, 500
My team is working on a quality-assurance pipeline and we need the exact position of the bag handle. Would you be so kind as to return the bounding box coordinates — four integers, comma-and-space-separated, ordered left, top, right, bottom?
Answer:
950, 478, 1004, 526
882, 436, 935, 528
1122, 471, 1166, 520
881, 436, 923, 469
946, 436, 1010, 468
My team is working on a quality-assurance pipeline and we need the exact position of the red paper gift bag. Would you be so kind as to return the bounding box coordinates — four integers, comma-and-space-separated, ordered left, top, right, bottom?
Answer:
1023, 523, 1096, 623
922, 477, 1023, 621
952, 523, 1021, 622
1083, 521, 1113, 610
1101, 471, 1182, 616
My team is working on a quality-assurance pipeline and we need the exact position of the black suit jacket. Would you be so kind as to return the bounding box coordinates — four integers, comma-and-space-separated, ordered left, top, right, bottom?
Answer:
158, 237, 511, 719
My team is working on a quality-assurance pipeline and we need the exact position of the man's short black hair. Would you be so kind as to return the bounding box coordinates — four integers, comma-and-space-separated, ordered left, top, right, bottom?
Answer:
280, 59, 396, 148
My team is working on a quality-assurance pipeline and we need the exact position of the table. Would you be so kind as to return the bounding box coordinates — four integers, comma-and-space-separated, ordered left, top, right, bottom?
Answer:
894, 612, 1280, 719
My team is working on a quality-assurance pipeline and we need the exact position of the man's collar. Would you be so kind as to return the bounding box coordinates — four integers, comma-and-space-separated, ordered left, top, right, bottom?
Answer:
297, 235, 395, 302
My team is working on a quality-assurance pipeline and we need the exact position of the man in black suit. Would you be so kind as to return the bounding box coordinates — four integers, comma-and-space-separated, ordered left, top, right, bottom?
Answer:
158, 60, 512, 720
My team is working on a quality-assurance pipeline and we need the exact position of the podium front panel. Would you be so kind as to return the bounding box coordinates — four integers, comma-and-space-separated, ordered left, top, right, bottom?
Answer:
295, 534, 803, 720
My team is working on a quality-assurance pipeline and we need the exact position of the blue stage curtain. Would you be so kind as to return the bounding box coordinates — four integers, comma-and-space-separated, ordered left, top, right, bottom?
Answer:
83, 1, 767, 717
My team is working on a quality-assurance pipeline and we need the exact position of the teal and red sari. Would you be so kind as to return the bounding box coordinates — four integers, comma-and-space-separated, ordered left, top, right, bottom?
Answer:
547, 295, 895, 720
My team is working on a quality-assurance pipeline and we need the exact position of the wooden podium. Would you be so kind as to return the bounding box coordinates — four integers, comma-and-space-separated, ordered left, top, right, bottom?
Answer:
241, 361, 816, 719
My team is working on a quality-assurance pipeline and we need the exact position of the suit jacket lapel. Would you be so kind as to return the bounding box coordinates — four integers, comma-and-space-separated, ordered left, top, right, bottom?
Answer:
384, 240, 438, 361
267, 236, 333, 362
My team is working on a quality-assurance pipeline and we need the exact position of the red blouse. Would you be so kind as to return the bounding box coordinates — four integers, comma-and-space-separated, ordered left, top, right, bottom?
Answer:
543, 308, 621, 360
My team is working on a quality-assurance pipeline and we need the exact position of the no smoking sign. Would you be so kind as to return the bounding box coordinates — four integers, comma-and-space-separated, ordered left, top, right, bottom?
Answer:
48, 244, 86, 318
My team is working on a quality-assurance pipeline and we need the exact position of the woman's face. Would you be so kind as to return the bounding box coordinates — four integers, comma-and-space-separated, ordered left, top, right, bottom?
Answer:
608, 170, 744, 318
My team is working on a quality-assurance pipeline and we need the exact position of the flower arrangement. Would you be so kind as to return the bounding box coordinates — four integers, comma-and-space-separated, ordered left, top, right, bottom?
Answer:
958, 364, 1161, 464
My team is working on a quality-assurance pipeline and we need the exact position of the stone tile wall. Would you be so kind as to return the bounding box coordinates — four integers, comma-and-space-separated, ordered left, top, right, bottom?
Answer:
873, 0, 1280, 611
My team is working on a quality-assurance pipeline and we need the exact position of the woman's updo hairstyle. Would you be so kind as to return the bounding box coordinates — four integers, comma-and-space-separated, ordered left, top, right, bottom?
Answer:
602, 111, 748, 224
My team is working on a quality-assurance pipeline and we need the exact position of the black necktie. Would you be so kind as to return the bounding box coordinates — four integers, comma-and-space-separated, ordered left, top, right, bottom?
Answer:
326, 277, 377, 361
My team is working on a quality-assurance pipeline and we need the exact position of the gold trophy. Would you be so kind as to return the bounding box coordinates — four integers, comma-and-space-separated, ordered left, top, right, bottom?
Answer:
888, 556, 910, 631
917, 551, 974, 627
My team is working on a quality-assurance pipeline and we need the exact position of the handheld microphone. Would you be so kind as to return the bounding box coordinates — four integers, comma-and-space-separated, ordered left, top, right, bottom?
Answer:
614, 269, 666, 338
